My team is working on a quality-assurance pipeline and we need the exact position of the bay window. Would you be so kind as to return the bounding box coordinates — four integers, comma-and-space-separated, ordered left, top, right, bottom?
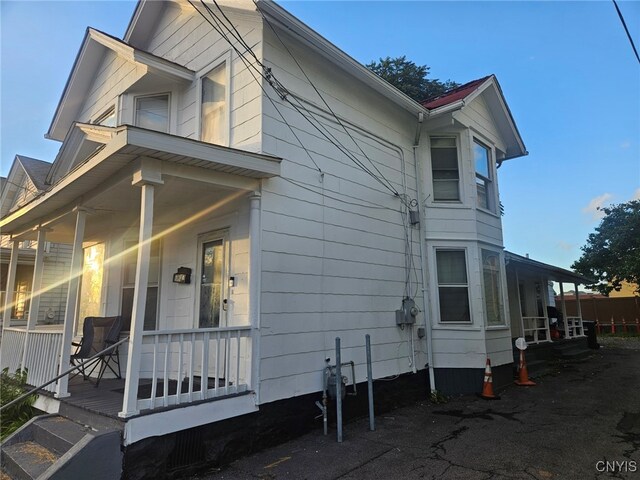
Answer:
430, 137, 460, 201
474, 140, 494, 212
436, 249, 471, 323
481, 249, 504, 326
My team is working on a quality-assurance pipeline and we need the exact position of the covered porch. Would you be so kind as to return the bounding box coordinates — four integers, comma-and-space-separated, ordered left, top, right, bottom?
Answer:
0, 124, 280, 420
505, 251, 593, 345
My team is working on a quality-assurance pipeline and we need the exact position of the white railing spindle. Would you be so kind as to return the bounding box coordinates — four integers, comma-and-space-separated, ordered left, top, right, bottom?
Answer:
138, 327, 250, 411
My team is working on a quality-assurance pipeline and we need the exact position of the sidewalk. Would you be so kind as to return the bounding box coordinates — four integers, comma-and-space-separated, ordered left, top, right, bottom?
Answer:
195, 339, 640, 479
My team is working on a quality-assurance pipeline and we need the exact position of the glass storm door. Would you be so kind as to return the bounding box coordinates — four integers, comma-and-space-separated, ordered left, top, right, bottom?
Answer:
198, 234, 227, 328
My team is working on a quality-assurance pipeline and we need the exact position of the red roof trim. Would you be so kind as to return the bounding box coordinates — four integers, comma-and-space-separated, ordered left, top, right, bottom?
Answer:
421, 75, 492, 110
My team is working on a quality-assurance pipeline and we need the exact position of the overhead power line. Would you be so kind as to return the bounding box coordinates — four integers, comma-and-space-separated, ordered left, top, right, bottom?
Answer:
190, 0, 402, 198
612, 0, 640, 65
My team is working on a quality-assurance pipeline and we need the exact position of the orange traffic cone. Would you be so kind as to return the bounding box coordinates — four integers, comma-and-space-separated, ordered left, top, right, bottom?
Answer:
515, 350, 536, 386
479, 358, 500, 400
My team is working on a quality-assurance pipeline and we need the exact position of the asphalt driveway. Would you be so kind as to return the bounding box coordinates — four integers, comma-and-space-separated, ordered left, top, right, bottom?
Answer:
196, 337, 640, 480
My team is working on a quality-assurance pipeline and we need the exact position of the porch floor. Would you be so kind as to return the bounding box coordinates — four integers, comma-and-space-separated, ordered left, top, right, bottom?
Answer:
40, 376, 129, 420
37, 376, 246, 422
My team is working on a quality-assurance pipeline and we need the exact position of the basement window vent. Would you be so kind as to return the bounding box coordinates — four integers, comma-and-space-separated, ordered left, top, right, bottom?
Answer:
166, 427, 206, 473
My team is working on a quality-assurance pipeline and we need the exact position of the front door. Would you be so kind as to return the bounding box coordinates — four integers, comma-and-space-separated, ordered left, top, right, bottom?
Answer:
195, 230, 230, 386
196, 231, 229, 328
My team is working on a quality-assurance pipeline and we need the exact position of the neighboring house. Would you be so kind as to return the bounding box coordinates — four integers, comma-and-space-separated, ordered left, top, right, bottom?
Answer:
1, 155, 72, 326
0, 1, 593, 477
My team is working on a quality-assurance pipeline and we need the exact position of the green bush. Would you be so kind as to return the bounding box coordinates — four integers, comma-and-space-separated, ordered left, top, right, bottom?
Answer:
1, 368, 37, 440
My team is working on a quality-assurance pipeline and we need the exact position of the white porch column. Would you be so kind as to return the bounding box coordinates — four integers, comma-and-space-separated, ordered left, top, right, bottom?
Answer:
248, 192, 262, 404
575, 283, 584, 335
120, 180, 157, 418
540, 276, 550, 341
21, 229, 47, 368
515, 271, 524, 339
56, 209, 87, 398
559, 282, 569, 338
2, 240, 19, 332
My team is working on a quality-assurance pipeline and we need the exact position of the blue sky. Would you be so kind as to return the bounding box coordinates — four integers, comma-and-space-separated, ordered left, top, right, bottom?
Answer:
1, 1, 639, 270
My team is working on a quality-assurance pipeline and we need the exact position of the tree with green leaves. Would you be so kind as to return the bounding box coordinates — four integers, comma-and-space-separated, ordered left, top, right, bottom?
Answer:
366, 56, 459, 102
572, 199, 640, 296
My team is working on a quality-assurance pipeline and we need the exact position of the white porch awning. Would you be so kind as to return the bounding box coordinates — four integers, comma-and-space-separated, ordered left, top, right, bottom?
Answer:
0, 124, 281, 237
505, 251, 594, 285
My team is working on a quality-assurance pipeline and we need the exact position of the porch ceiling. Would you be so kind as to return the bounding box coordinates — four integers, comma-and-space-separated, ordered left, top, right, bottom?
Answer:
505, 251, 594, 285
1, 125, 281, 238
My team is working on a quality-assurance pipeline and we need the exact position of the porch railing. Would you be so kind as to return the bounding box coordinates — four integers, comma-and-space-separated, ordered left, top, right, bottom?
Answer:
0, 328, 27, 373
0, 327, 63, 393
0, 290, 32, 321
138, 326, 251, 411
522, 316, 551, 344
565, 316, 584, 338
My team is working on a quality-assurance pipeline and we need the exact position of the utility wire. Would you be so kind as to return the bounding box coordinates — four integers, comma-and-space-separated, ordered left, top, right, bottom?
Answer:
612, 0, 640, 65
188, 0, 322, 171
280, 177, 395, 210
190, 0, 418, 299
254, 0, 400, 197
195, 0, 400, 197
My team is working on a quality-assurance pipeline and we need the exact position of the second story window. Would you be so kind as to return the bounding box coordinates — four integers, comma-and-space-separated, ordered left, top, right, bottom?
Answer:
430, 137, 460, 201
201, 63, 227, 145
135, 94, 169, 133
94, 107, 116, 127
474, 140, 494, 212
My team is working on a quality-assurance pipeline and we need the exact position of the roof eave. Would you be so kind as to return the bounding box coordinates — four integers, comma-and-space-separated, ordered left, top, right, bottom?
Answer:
47, 27, 195, 142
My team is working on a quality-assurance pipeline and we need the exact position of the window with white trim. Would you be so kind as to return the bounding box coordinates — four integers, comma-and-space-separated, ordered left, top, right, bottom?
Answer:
201, 63, 227, 145
436, 249, 471, 323
474, 140, 494, 212
430, 136, 460, 201
481, 249, 504, 326
135, 94, 169, 133
121, 239, 161, 331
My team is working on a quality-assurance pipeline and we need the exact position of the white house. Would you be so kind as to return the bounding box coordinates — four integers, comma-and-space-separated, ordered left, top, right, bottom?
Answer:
1, 156, 72, 327
0, 1, 593, 478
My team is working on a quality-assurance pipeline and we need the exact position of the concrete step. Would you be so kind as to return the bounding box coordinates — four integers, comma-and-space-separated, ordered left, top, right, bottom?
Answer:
32, 417, 90, 457
1, 414, 121, 480
1, 441, 59, 480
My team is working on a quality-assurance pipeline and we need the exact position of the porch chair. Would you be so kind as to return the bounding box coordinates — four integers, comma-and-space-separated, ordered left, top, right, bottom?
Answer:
71, 316, 123, 387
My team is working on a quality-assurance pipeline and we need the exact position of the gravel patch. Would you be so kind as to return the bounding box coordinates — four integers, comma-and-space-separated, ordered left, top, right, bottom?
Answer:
598, 335, 640, 350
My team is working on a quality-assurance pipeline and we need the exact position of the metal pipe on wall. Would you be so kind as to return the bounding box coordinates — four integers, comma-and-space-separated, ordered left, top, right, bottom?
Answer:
366, 334, 375, 431
335, 337, 343, 443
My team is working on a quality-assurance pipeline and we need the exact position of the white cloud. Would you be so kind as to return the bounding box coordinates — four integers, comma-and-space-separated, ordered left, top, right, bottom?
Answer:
582, 193, 613, 221
632, 188, 640, 201
557, 240, 574, 251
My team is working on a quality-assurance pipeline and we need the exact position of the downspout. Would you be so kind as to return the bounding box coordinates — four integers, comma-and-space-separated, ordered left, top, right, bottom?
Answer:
413, 111, 436, 394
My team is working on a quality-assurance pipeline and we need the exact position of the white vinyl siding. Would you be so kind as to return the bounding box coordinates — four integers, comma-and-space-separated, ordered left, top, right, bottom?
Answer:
121, 240, 161, 331
144, 3, 262, 150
